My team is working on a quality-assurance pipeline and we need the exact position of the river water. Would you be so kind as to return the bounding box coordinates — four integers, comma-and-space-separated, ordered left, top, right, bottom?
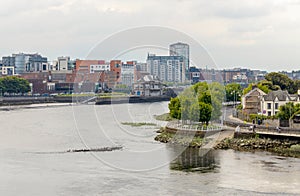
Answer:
0, 102, 299, 195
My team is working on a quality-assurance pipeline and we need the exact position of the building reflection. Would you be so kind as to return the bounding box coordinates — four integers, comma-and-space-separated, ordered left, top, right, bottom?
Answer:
170, 147, 218, 172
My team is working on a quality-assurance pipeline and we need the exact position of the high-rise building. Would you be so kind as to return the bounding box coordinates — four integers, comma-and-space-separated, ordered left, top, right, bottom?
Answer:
169, 42, 189, 79
147, 54, 185, 82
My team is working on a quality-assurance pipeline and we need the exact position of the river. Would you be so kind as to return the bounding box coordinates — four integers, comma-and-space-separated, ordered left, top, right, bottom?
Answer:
0, 102, 299, 195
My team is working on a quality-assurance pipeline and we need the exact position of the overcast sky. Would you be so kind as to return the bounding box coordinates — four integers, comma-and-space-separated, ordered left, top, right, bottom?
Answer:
1, 0, 300, 72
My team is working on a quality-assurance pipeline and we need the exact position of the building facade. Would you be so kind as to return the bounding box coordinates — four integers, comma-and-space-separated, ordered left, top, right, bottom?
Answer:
147, 54, 185, 83
169, 42, 189, 79
261, 90, 300, 116
2, 53, 48, 74
121, 62, 135, 87
132, 75, 163, 97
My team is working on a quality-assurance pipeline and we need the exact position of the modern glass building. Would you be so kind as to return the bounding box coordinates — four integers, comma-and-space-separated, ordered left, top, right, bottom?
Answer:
2, 53, 48, 74
169, 42, 190, 80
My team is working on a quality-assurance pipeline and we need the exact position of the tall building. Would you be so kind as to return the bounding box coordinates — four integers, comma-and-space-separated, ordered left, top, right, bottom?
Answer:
169, 42, 189, 80
147, 54, 185, 82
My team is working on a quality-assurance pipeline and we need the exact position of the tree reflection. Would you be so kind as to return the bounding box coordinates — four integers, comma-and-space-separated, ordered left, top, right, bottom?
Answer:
170, 147, 218, 172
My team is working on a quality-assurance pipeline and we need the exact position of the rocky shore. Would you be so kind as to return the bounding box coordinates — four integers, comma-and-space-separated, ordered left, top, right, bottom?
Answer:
154, 131, 204, 148
155, 129, 300, 158
215, 137, 300, 158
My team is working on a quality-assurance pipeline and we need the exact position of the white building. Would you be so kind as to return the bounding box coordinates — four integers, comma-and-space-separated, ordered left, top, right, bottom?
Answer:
261, 90, 300, 116
1, 66, 15, 76
121, 63, 135, 87
57, 56, 70, 71
90, 63, 110, 73
146, 54, 185, 83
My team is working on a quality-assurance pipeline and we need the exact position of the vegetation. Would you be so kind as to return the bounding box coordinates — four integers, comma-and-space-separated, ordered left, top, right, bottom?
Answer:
154, 113, 174, 121
0, 76, 30, 95
264, 72, 298, 94
225, 83, 242, 102
168, 82, 224, 125
154, 131, 205, 147
276, 102, 300, 120
243, 72, 300, 95
121, 122, 157, 127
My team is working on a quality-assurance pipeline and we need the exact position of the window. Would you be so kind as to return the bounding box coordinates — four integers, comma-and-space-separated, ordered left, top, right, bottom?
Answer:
267, 103, 271, 109
275, 103, 279, 109
268, 111, 272, 116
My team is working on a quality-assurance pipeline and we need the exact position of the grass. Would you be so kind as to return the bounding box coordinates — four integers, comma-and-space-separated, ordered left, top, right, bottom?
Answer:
121, 122, 157, 127
154, 113, 174, 121
155, 131, 204, 147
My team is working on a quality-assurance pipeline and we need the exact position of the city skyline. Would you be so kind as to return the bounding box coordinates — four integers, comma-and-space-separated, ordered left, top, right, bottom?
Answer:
1, 1, 300, 72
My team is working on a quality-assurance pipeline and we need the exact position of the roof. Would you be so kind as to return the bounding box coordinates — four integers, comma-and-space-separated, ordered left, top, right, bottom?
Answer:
263, 90, 293, 101
244, 87, 266, 98
137, 75, 160, 83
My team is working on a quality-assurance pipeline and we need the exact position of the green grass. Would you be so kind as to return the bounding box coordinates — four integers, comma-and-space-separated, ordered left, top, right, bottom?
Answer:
154, 113, 174, 121
121, 122, 157, 127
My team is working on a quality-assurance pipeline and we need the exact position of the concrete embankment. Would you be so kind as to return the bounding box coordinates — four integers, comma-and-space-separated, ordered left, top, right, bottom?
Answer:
95, 96, 171, 105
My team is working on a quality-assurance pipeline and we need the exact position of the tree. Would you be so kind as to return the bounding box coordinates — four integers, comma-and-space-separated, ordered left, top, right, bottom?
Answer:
264, 72, 295, 94
169, 97, 181, 119
168, 81, 223, 125
0, 76, 30, 95
225, 83, 242, 102
276, 102, 297, 120
243, 83, 271, 95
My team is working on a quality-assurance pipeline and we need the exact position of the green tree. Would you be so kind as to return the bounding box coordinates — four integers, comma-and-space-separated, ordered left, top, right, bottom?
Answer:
198, 102, 212, 125
0, 76, 30, 95
276, 102, 296, 120
225, 83, 242, 102
169, 97, 181, 119
168, 81, 223, 124
264, 72, 295, 94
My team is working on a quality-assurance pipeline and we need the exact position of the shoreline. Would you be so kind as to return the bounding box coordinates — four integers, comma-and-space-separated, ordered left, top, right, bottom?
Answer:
0, 102, 75, 111
155, 130, 300, 158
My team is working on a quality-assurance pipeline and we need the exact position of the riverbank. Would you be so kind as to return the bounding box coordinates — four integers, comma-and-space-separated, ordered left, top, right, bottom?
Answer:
154, 112, 300, 158
0, 103, 74, 111
154, 129, 204, 147
215, 137, 300, 158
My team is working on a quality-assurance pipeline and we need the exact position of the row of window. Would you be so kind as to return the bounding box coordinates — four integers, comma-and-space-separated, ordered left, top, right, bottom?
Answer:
267, 103, 279, 110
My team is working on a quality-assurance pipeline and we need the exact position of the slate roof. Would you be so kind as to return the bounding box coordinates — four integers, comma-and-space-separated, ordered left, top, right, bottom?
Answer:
263, 90, 294, 101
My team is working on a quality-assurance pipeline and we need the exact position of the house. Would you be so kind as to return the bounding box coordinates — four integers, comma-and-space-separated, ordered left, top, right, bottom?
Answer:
132, 75, 164, 97
261, 90, 300, 116
242, 87, 266, 115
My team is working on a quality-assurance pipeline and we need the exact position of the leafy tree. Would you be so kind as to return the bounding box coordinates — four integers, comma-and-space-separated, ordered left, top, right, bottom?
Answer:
225, 83, 242, 102
276, 102, 298, 120
264, 72, 295, 94
169, 97, 181, 119
243, 83, 270, 95
0, 76, 30, 95
198, 102, 212, 125
168, 81, 223, 124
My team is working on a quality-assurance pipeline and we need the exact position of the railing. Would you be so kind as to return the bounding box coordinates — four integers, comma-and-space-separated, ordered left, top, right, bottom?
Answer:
166, 121, 223, 132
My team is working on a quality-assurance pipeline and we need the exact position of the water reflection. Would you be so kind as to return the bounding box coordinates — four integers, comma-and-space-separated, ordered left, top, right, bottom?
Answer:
169, 146, 219, 172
